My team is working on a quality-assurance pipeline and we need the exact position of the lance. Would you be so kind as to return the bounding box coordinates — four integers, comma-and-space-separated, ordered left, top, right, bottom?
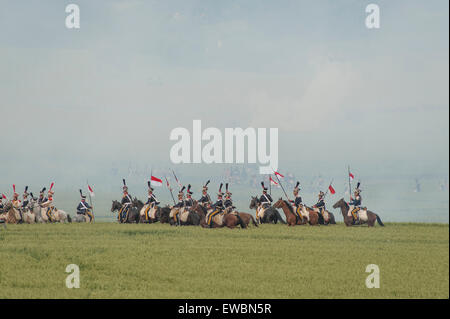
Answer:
269, 174, 272, 196
165, 176, 176, 205
87, 179, 95, 223
348, 166, 352, 202
171, 169, 182, 190
272, 168, 290, 202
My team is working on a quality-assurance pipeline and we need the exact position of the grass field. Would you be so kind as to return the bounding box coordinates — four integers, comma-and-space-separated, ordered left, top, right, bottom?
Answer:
0, 222, 448, 299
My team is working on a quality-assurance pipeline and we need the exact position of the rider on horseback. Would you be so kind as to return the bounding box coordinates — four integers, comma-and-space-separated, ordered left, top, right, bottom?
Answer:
313, 191, 326, 216
38, 187, 47, 204
289, 182, 303, 222
41, 183, 55, 222
22, 186, 29, 210
224, 183, 234, 212
349, 184, 362, 223
206, 183, 224, 228
77, 189, 93, 222
144, 181, 160, 221
259, 182, 273, 208
173, 186, 185, 225
119, 179, 132, 223
184, 185, 194, 209
199, 180, 211, 206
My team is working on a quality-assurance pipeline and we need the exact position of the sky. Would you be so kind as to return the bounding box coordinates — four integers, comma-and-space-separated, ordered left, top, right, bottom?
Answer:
0, 1, 448, 205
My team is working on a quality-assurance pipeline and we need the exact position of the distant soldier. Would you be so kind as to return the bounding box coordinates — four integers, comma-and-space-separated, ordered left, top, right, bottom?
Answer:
199, 180, 211, 206
144, 181, 160, 221
22, 186, 30, 210
0, 195, 5, 213
41, 183, 55, 222
349, 183, 362, 223
38, 187, 47, 205
119, 179, 133, 223
223, 183, 233, 211
172, 186, 185, 226
259, 182, 273, 208
184, 185, 194, 209
313, 191, 326, 216
206, 184, 224, 228
289, 182, 303, 221
77, 189, 93, 222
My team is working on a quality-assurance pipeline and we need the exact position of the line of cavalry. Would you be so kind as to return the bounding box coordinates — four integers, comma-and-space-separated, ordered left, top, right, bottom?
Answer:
0, 179, 384, 229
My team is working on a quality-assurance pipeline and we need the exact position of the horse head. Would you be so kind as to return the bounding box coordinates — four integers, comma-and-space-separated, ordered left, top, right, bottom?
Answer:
332, 198, 347, 209
273, 198, 284, 209
249, 196, 258, 209
111, 200, 121, 212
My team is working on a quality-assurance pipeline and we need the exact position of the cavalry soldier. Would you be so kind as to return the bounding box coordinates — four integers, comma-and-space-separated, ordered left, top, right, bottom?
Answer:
38, 187, 47, 204
289, 182, 303, 222
313, 191, 326, 216
77, 190, 94, 223
11, 185, 21, 208
22, 186, 30, 210
259, 182, 273, 208
199, 180, 211, 206
41, 183, 55, 222
206, 183, 224, 228
184, 185, 194, 209
119, 179, 133, 223
144, 181, 160, 221
172, 186, 185, 225
223, 183, 233, 212
349, 183, 362, 223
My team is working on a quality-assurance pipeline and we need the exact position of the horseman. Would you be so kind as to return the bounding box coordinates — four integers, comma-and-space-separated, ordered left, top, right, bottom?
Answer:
206, 183, 224, 228
38, 187, 47, 204
349, 183, 362, 223
184, 185, 194, 209
0, 195, 5, 213
313, 191, 326, 216
199, 180, 211, 206
289, 182, 303, 222
41, 183, 55, 222
144, 181, 160, 221
171, 186, 185, 225
119, 179, 133, 223
77, 190, 93, 222
11, 185, 24, 223
223, 183, 233, 212
22, 186, 30, 210
259, 182, 273, 208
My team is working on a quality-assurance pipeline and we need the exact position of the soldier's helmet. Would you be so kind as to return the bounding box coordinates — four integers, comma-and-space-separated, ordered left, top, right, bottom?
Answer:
178, 186, 186, 198
354, 182, 361, 195
217, 183, 224, 197
23, 186, 29, 197
261, 182, 268, 193
186, 185, 193, 197
202, 180, 210, 192
122, 179, 128, 192
39, 187, 46, 196
12, 184, 19, 197
293, 182, 300, 195
318, 191, 325, 198
225, 183, 232, 197
79, 189, 86, 200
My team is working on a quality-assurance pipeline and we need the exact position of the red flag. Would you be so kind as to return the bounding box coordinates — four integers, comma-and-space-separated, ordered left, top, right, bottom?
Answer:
328, 184, 336, 195
349, 172, 354, 181
1, 194, 6, 200
269, 176, 278, 186
151, 175, 163, 187
274, 171, 284, 178
88, 184, 95, 197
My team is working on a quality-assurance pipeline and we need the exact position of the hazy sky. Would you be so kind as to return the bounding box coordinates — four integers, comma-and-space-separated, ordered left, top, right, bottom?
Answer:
0, 0, 448, 189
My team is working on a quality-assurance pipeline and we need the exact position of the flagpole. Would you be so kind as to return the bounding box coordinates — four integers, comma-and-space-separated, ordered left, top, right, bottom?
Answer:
269, 174, 272, 196
87, 179, 95, 223
272, 169, 290, 202
165, 176, 176, 205
348, 166, 352, 202
324, 178, 333, 199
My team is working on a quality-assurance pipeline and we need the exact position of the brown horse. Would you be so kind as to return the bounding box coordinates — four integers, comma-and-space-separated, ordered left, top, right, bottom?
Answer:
333, 198, 384, 227
222, 211, 248, 229
237, 212, 258, 228
273, 199, 319, 226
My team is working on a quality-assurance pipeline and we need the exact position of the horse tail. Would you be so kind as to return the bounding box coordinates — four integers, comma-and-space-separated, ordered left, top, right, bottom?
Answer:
67, 214, 72, 223
236, 214, 247, 229
249, 215, 258, 227
275, 210, 286, 224
376, 214, 384, 226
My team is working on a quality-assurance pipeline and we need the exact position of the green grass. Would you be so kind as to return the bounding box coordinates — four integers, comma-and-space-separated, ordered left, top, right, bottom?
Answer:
0, 222, 448, 298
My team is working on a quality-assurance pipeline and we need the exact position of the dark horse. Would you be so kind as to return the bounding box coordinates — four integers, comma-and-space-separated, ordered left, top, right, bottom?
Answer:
333, 198, 384, 227
111, 199, 140, 223
249, 196, 286, 224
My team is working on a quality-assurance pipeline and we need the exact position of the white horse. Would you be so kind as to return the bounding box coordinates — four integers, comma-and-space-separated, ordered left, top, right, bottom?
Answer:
40, 206, 71, 223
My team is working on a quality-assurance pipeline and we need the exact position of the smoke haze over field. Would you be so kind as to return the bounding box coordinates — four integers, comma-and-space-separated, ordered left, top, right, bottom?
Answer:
0, 1, 448, 221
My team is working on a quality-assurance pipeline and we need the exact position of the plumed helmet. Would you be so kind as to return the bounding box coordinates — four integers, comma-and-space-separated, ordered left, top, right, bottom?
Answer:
261, 182, 268, 191
202, 180, 210, 191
